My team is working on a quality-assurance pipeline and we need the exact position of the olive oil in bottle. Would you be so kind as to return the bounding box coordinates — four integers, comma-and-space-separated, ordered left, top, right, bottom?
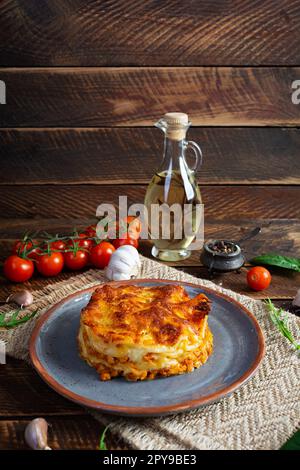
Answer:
144, 113, 202, 261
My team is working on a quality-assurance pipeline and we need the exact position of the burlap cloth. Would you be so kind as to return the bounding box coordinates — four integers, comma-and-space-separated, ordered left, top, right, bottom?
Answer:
0, 256, 299, 450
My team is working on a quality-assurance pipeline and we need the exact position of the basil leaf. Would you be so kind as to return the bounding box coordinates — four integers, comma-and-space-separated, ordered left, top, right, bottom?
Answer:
265, 300, 300, 351
10, 308, 21, 323
281, 429, 300, 450
250, 254, 300, 272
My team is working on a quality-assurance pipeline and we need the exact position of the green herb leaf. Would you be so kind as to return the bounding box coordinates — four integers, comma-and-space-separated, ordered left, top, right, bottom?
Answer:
265, 300, 300, 351
281, 430, 300, 450
99, 426, 109, 450
0, 309, 39, 329
251, 254, 300, 272
10, 308, 21, 323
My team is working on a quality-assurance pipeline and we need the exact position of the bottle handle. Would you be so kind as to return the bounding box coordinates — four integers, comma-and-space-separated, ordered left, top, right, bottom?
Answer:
185, 140, 203, 171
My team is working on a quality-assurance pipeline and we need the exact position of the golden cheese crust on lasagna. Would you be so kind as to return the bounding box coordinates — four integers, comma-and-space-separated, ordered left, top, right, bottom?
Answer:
78, 284, 213, 381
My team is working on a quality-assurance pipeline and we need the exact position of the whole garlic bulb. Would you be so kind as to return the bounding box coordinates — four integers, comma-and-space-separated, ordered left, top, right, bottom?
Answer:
105, 245, 141, 281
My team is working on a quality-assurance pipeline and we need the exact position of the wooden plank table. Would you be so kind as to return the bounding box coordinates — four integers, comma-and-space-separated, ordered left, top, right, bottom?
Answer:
0, 231, 299, 450
0, 0, 299, 451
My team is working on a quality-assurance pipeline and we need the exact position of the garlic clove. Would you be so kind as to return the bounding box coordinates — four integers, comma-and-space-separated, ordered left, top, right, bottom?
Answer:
7, 290, 33, 308
25, 418, 51, 450
292, 289, 300, 308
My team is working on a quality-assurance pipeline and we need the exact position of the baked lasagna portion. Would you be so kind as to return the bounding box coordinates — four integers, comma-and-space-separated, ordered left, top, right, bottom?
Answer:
78, 284, 213, 381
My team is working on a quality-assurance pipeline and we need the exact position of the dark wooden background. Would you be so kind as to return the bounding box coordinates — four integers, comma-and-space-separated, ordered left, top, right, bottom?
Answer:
0, 0, 299, 450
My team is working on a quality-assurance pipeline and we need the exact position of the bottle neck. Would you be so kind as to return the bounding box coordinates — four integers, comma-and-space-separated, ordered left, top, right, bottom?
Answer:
160, 135, 187, 173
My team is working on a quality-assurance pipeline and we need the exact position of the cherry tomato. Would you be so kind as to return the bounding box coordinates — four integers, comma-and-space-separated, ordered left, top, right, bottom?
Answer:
126, 216, 141, 240
36, 251, 64, 277
68, 234, 93, 251
3, 255, 34, 282
26, 245, 42, 261
13, 239, 43, 259
90, 241, 115, 269
48, 240, 67, 252
12, 240, 33, 256
105, 216, 141, 239
84, 224, 97, 238
247, 266, 271, 291
112, 237, 139, 249
114, 216, 141, 240
64, 250, 89, 271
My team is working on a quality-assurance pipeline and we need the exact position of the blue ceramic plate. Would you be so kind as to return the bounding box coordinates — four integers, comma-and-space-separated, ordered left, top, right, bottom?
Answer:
30, 279, 265, 416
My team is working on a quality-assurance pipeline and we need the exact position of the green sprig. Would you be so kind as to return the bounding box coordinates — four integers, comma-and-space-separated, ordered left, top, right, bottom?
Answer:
0, 308, 39, 329
251, 254, 300, 272
98, 426, 109, 450
265, 299, 300, 351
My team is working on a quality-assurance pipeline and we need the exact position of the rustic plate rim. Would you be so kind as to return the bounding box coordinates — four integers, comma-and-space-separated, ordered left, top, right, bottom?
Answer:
29, 278, 265, 416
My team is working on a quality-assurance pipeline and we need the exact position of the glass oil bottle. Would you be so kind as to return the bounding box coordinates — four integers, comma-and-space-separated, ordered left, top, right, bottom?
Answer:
144, 112, 202, 261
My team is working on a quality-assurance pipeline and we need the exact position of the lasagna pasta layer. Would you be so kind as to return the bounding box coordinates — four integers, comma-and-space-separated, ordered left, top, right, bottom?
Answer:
78, 284, 213, 381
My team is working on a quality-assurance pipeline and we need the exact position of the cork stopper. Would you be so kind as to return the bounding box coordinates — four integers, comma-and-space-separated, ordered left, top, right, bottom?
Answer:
163, 112, 189, 140
164, 112, 189, 126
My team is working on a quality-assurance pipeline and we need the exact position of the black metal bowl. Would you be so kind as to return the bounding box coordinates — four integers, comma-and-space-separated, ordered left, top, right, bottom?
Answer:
200, 239, 245, 273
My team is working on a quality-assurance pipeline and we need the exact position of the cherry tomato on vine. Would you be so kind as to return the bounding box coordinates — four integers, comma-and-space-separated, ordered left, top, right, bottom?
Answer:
247, 266, 271, 291
64, 250, 89, 271
112, 236, 139, 249
68, 234, 93, 251
12, 240, 33, 256
13, 239, 41, 260
47, 240, 67, 252
84, 225, 97, 238
112, 216, 142, 240
27, 245, 42, 261
126, 216, 142, 240
36, 251, 64, 277
3, 255, 34, 282
90, 241, 115, 269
